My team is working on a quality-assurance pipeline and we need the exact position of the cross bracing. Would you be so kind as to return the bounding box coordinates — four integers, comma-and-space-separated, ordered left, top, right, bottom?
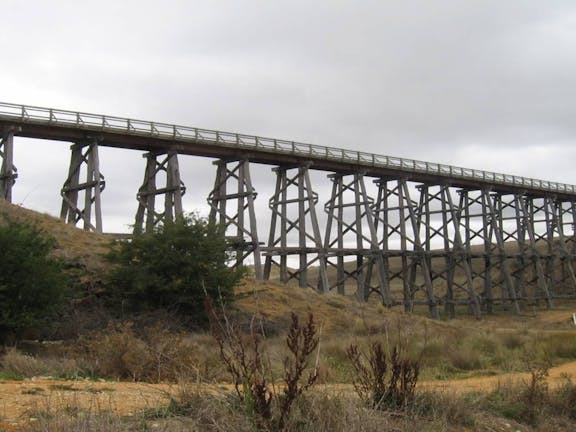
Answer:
1, 101, 576, 319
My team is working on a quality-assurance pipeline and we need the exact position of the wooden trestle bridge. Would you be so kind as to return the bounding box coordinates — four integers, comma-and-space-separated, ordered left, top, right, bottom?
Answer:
1, 102, 576, 319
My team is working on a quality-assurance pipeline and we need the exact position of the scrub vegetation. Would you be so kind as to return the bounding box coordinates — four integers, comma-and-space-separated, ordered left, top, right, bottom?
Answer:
0, 216, 68, 341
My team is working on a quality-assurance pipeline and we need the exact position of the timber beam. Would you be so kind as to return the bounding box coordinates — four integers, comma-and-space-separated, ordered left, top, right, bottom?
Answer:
0, 127, 18, 201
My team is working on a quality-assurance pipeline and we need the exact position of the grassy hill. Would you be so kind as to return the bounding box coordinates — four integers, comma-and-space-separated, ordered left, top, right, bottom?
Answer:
0, 199, 110, 271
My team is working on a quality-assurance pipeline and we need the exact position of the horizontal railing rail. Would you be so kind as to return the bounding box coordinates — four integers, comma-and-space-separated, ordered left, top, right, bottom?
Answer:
1, 101, 574, 195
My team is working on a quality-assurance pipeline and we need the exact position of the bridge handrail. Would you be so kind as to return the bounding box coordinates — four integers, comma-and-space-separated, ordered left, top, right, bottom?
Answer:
0, 101, 574, 195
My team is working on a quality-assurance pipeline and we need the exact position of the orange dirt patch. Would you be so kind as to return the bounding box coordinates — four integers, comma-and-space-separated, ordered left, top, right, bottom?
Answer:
0, 379, 173, 430
2, 360, 576, 429
421, 359, 576, 394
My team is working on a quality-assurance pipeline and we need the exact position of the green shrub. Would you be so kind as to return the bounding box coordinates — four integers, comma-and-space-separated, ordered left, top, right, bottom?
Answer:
0, 218, 68, 339
414, 391, 478, 427
469, 334, 499, 356
447, 348, 484, 371
417, 339, 447, 368
105, 214, 246, 326
498, 332, 526, 350
551, 376, 576, 419
484, 365, 550, 426
543, 333, 576, 359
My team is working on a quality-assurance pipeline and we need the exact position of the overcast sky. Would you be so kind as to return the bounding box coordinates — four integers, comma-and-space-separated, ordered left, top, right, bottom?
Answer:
2, 0, 576, 233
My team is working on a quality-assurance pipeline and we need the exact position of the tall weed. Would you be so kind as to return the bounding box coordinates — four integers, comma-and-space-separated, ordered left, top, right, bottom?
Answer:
206, 297, 320, 431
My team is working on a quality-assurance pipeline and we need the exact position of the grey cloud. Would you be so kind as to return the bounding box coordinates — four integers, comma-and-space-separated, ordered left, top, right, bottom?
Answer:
2, 0, 576, 231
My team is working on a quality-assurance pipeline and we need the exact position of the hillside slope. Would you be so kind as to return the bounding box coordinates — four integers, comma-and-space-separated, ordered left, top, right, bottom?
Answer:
0, 199, 111, 271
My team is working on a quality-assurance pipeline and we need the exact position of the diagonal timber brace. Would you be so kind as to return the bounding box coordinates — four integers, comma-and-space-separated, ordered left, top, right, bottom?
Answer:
482, 191, 519, 313
548, 199, 576, 296
370, 179, 438, 317
133, 150, 185, 234
208, 159, 262, 279
415, 184, 482, 319
60, 138, 105, 232
323, 172, 391, 305
262, 164, 328, 291
517, 196, 553, 308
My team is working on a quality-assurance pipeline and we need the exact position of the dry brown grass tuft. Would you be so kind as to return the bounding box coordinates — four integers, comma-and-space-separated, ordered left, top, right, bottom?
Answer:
74, 322, 224, 383
0, 348, 84, 380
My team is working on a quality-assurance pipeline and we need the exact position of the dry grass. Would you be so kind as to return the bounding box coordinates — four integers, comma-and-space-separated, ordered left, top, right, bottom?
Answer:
233, 281, 576, 382
233, 279, 433, 334
15, 379, 576, 432
0, 348, 84, 380
0, 199, 110, 271
3, 288, 575, 384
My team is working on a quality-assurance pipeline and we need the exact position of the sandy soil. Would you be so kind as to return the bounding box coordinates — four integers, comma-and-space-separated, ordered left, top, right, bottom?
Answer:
0, 379, 174, 430
421, 359, 576, 394
1, 359, 576, 430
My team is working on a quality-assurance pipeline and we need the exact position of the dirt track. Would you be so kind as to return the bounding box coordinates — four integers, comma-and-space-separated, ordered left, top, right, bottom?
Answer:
1, 360, 576, 430
0, 379, 174, 430
421, 359, 576, 394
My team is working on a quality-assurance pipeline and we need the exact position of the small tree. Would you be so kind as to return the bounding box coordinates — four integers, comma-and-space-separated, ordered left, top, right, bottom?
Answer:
0, 218, 68, 339
106, 214, 245, 325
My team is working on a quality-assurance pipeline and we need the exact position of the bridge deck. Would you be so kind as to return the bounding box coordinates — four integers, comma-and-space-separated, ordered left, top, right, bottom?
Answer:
1, 101, 574, 199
